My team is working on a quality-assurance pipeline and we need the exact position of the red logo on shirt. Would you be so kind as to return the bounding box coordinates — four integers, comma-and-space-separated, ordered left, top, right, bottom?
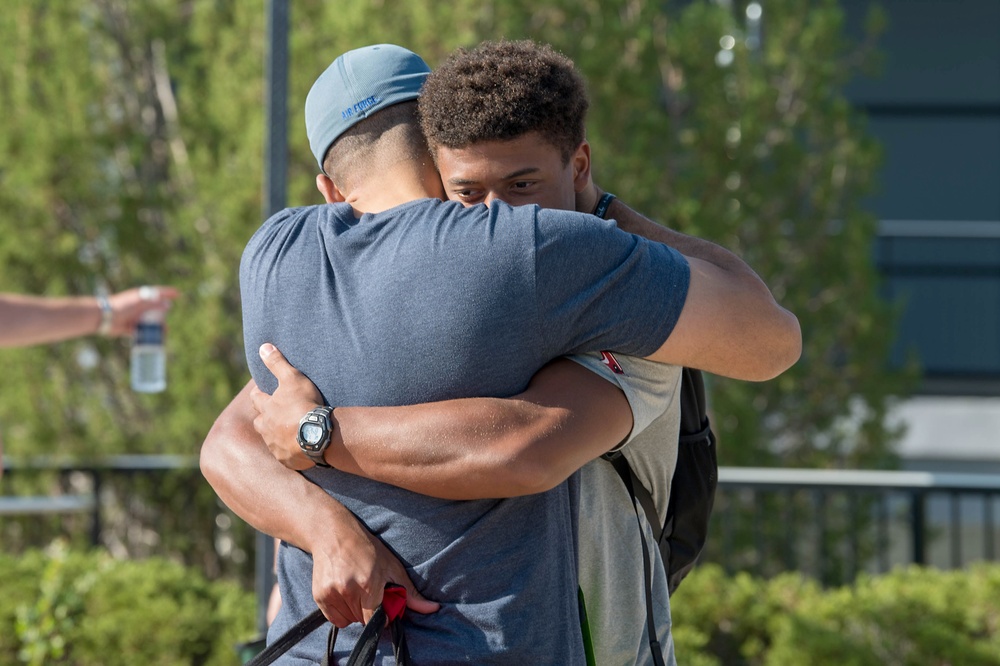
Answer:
600, 351, 625, 375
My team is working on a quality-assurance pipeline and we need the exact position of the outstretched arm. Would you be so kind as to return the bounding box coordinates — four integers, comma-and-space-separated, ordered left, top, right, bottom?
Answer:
0, 286, 179, 347
249, 343, 634, 499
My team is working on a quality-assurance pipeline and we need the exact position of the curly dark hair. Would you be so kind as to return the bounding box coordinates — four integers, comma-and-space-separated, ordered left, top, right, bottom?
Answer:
418, 40, 589, 165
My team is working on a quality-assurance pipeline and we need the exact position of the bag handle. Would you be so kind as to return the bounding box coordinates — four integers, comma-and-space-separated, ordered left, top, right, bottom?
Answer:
245, 584, 409, 666
325, 584, 410, 666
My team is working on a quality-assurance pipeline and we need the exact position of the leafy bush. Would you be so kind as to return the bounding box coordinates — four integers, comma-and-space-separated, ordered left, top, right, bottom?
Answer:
0, 544, 255, 666
672, 563, 1000, 665
3, 547, 997, 665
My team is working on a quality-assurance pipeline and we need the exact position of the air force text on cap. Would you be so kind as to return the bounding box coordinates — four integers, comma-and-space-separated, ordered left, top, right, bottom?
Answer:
342, 95, 381, 121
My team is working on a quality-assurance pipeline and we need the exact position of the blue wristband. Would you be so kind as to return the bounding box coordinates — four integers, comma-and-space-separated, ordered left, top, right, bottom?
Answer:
592, 192, 616, 219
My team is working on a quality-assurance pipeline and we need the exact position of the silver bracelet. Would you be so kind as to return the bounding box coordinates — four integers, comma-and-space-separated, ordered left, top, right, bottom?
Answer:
97, 294, 113, 335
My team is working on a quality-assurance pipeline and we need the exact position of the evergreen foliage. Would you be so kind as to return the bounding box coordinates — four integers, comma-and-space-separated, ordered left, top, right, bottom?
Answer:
0, 1, 262, 461
0, 0, 914, 574
0, 0, 912, 469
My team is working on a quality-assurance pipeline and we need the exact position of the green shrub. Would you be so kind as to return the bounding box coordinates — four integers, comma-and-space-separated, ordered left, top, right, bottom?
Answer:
3, 548, 997, 665
672, 563, 1000, 666
0, 551, 46, 664
0, 544, 255, 665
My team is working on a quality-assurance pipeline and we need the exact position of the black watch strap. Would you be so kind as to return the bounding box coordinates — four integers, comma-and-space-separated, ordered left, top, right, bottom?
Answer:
297, 406, 334, 468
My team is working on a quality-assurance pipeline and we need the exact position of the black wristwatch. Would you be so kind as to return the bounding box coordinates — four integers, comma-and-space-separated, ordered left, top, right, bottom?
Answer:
296, 406, 334, 468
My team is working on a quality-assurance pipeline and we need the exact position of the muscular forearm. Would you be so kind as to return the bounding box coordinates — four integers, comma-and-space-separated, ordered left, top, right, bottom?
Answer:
332, 359, 630, 498
203, 381, 439, 624
331, 399, 559, 498
603, 198, 801, 379
200, 381, 356, 553
255, 354, 633, 500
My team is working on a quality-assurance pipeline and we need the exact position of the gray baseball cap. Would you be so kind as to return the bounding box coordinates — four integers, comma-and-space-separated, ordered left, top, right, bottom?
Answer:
305, 44, 431, 170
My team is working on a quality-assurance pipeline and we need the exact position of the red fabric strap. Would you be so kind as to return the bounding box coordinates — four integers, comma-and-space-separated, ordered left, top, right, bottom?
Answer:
382, 584, 407, 623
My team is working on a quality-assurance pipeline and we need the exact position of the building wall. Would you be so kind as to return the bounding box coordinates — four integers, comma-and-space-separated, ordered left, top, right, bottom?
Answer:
841, 0, 1000, 465
842, 0, 1000, 387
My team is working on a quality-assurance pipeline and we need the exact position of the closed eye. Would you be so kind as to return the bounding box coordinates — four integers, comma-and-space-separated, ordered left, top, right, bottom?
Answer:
451, 189, 485, 205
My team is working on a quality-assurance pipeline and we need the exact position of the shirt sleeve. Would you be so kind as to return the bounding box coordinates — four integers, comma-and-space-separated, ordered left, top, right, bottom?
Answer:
239, 206, 316, 395
532, 209, 690, 359
565, 352, 682, 448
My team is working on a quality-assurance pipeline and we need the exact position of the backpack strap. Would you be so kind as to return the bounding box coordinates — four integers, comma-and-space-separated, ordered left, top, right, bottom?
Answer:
615, 418, 714, 549
606, 367, 712, 547
608, 453, 667, 666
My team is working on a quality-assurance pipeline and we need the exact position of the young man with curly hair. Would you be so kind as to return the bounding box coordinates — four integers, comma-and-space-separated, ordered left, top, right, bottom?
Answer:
416, 39, 692, 665
202, 42, 799, 664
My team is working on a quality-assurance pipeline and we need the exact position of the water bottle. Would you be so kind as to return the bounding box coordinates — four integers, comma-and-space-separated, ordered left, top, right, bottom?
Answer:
131, 303, 166, 393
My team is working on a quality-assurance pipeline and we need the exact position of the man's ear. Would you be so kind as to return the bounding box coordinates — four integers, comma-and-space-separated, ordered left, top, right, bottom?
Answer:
571, 141, 592, 193
316, 173, 345, 204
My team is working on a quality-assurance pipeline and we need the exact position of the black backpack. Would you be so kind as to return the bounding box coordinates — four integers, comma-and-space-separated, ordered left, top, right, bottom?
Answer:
605, 367, 718, 662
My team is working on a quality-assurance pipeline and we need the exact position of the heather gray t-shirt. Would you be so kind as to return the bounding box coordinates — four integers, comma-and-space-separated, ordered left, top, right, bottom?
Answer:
240, 198, 690, 665
571, 352, 682, 666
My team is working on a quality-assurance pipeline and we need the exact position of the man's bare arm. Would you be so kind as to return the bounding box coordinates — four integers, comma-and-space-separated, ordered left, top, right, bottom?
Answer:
250, 344, 634, 499
202, 380, 341, 548
0, 287, 178, 347
597, 195, 801, 381
200, 381, 439, 626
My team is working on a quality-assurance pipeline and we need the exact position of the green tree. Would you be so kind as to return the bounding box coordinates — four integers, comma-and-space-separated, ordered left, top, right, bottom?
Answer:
0, 0, 266, 577
455, 0, 916, 581
0, 0, 262, 461
0, 0, 914, 581
467, 0, 915, 470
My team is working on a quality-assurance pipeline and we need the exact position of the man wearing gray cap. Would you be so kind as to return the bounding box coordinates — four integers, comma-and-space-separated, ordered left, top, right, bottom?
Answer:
205, 43, 799, 664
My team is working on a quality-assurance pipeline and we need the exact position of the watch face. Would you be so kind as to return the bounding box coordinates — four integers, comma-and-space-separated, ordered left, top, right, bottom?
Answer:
301, 422, 325, 448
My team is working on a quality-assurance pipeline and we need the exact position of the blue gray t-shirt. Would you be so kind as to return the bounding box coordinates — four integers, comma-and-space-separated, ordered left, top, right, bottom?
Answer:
240, 197, 689, 665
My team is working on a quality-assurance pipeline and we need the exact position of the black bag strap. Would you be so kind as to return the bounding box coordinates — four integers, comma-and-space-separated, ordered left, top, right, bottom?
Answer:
609, 453, 667, 666
678, 367, 709, 435
244, 608, 327, 666
323, 599, 411, 666
622, 405, 713, 547
246, 585, 409, 666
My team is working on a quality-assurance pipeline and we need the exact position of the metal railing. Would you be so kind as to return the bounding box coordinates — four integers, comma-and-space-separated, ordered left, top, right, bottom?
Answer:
0, 455, 200, 547
708, 467, 1000, 585
3, 458, 999, 588
0, 454, 252, 584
